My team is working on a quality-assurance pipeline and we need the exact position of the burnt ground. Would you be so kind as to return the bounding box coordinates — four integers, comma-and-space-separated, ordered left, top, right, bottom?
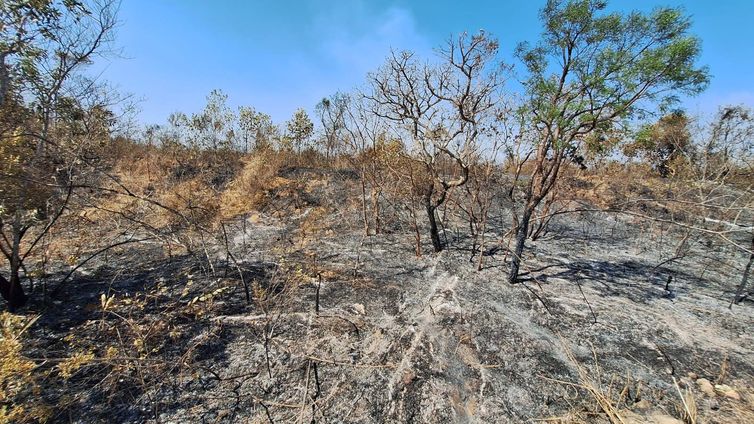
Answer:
14, 171, 754, 423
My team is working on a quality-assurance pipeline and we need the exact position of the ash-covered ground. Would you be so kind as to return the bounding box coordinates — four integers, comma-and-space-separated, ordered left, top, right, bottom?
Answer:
23, 171, 754, 423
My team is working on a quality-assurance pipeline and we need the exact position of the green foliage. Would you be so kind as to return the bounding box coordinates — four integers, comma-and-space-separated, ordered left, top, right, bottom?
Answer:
174, 89, 236, 151
517, 0, 709, 150
238, 106, 276, 152
1, 0, 117, 309
623, 111, 691, 177
285, 108, 314, 152
167, 91, 282, 155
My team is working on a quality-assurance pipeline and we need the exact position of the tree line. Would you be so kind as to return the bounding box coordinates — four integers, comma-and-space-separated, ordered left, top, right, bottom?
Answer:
2, 0, 753, 312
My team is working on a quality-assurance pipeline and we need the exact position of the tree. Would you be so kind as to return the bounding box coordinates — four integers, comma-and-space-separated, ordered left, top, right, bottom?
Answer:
624, 111, 692, 177
1, 0, 86, 105
180, 89, 235, 151
343, 95, 393, 236
366, 32, 503, 252
507, 0, 708, 283
285, 108, 314, 153
700, 105, 754, 181
237, 106, 275, 152
0, 0, 118, 310
315, 92, 348, 159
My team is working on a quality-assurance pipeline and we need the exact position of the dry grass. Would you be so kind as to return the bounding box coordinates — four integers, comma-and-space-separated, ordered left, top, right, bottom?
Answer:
0, 313, 43, 423
673, 377, 697, 424
159, 178, 219, 228
556, 342, 630, 424
542, 338, 683, 424
542, 339, 754, 424
219, 151, 286, 219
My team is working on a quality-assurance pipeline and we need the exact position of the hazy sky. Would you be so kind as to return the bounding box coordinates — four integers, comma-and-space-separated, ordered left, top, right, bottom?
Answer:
97, 0, 754, 125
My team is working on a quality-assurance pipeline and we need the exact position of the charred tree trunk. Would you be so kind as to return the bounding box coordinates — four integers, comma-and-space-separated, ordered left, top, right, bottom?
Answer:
408, 205, 422, 257
508, 206, 533, 284
2, 208, 29, 310
360, 176, 370, 236
371, 187, 381, 235
425, 199, 442, 253
0, 273, 27, 311
0, 52, 9, 108
476, 211, 489, 271
731, 232, 754, 307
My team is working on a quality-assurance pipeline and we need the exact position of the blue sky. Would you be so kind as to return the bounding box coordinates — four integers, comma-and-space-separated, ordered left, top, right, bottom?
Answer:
98, 0, 754, 125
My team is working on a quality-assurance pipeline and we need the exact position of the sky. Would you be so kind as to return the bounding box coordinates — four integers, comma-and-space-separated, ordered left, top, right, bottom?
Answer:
95, 0, 754, 126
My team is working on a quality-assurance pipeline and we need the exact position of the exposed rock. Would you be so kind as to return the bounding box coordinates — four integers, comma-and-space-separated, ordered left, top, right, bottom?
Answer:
678, 377, 693, 389
696, 378, 716, 397
633, 399, 652, 410
622, 411, 684, 424
714, 384, 741, 400
650, 414, 684, 424
347, 303, 366, 315
621, 410, 647, 424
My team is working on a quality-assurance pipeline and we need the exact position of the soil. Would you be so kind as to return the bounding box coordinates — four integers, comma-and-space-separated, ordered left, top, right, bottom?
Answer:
15, 170, 754, 423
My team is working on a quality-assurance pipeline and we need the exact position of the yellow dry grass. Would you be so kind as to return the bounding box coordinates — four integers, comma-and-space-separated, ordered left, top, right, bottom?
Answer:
218, 153, 285, 219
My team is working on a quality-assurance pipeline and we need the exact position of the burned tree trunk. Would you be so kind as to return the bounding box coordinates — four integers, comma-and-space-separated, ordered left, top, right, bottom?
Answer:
731, 232, 754, 307
425, 199, 443, 253
508, 206, 533, 284
0, 273, 27, 311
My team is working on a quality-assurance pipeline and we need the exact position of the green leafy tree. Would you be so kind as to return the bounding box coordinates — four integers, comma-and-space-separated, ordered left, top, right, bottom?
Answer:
179, 89, 235, 151
0, 0, 118, 310
285, 108, 314, 153
1, 0, 87, 105
508, 0, 709, 283
238, 106, 275, 152
624, 111, 691, 177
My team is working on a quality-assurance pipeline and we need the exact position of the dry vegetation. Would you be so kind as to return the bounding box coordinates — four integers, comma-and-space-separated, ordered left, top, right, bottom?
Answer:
2, 129, 751, 422
2, 0, 754, 423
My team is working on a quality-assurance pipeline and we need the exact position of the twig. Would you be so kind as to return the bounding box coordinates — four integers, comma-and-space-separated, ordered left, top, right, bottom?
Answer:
315, 273, 321, 314
304, 355, 395, 369
577, 280, 597, 324
53, 236, 153, 294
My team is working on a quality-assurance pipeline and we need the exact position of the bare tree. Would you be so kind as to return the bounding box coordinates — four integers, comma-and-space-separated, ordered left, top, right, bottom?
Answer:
315, 92, 348, 160
365, 31, 504, 252
700, 105, 754, 181
343, 94, 396, 236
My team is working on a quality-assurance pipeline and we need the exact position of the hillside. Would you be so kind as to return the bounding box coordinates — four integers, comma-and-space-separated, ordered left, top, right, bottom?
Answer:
2, 1, 753, 423
4, 163, 752, 423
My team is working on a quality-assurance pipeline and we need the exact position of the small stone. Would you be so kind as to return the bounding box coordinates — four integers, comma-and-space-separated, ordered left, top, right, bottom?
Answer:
633, 399, 652, 410
619, 410, 645, 424
714, 384, 741, 400
650, 414, 684, 424
696, 378, 716, 397
348, 303, 366, 315
687, 372, 698, 380
401, 369, 415, 386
